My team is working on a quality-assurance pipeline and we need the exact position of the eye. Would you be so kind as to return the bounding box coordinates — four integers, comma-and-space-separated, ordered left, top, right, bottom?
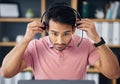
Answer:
52, 32, 58, 36
63, 32, 70, 36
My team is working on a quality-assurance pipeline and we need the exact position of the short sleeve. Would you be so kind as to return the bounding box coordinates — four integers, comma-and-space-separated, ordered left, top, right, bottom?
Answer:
88, 40, 100, 66
23, 40, 34, 68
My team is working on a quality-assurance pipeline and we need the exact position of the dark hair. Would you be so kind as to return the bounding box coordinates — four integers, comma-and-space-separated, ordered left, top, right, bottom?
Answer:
45, 2, 76, 27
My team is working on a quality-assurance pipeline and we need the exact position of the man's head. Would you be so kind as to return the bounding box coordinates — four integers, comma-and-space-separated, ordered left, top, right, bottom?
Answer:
45, 2, 76, 27
45, 2, 77, 51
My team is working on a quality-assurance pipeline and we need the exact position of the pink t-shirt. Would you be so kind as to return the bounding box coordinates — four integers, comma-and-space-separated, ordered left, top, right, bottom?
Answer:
23, 35, 100, 80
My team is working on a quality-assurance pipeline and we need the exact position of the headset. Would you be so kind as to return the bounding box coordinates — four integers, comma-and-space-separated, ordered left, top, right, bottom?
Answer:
40, 3, 83, 47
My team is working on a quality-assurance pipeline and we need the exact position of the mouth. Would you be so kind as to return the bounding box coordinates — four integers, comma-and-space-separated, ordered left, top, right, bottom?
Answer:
56, 44, 64, 47
54, 44, 66, 50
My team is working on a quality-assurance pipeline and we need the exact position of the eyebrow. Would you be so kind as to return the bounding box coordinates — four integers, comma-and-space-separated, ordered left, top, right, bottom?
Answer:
50, 30, 72, 33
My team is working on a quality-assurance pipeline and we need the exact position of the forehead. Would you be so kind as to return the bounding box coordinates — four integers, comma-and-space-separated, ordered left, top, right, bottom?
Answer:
49, 19, 73, 32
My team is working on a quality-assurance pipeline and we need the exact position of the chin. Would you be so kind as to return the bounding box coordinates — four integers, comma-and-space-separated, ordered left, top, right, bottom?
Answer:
55, 47, 65, 51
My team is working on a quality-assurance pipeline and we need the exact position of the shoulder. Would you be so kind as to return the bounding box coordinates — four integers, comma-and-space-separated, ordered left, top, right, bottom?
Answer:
28, 36, 49, 47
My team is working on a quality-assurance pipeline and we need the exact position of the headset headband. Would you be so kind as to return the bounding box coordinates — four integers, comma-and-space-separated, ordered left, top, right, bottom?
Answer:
40, 5, 81, 22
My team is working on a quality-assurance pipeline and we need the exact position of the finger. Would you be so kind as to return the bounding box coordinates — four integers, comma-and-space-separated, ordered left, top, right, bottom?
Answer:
82, 18, 91, 22
28, 20, 44, 28
31, 27, 44, 32
76, 20, 82, 26
78, 27, 88, 32
76, 18, 81, 21
76, 20, 90, 27
80, 20, 92, 25
29, 21, 40, 26
82, 19, 94, 24
78, 23, 89, 29
29, 25, 45, 29
28, 24, 45, 31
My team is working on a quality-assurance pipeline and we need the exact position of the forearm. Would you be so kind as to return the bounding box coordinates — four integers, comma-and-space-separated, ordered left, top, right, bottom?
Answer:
1, 38, 30, 77
97, 44, 120, 79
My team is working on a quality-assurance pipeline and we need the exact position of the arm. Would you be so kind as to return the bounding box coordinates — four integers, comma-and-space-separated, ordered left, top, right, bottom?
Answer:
77, 19, 120, 79
0, 39, 30, 78
94, 44, 120, 79
0, 20, 44, 78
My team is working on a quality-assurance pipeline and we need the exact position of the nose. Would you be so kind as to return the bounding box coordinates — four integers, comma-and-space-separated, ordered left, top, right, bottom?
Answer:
56, 35, 64, 44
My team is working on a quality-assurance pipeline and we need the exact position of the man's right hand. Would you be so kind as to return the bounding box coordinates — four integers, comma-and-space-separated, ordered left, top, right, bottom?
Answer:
24, 20, 45, 42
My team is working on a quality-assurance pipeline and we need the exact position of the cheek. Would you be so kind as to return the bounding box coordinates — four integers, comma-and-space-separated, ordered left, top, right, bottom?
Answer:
64, 36, 72, 43
49, 35, 56, 43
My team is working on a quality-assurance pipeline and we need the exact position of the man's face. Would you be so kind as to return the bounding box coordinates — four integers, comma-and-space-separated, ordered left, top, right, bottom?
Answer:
48, 19, 75, 51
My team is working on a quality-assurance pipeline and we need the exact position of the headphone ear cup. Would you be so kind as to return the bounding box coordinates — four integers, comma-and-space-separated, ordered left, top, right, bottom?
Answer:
41, 22, 46, 30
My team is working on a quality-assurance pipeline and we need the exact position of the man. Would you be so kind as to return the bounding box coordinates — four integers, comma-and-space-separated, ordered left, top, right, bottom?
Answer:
0, 2, 120, 80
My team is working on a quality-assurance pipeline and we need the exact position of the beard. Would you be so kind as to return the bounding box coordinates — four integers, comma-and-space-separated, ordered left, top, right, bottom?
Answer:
54, 43, 67, 51
49, 36, 72, 51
